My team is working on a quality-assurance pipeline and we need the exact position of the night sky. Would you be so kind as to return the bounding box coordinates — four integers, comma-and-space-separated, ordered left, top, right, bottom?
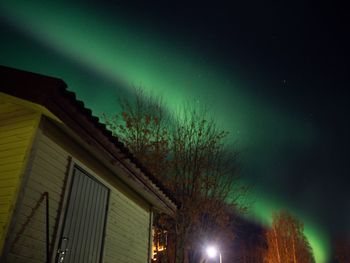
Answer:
1, 1, 349, 262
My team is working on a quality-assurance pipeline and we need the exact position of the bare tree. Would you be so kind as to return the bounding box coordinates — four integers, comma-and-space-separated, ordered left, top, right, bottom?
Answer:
169, 106, 244, 263
103, 89, 246, 263
102, 89, 170, 179
263, 211, 315, 263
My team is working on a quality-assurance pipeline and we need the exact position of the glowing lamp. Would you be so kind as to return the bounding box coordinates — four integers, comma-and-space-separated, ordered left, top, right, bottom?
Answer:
206, 246, 218, 258
205, 245, 222, 263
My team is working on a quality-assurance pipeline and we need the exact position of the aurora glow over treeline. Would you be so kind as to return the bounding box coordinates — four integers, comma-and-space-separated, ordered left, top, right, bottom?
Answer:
1, 1, 349, 262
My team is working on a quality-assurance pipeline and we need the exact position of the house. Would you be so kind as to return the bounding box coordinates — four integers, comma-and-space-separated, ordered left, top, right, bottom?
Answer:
0, 66, 177, 263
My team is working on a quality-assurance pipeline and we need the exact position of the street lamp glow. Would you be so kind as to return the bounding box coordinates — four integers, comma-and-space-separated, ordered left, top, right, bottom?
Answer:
205, 245, 222, 263
206, 246, 218, 258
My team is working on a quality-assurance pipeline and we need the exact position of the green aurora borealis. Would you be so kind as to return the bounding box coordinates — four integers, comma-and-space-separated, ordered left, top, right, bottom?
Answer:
0, 1, 331, 261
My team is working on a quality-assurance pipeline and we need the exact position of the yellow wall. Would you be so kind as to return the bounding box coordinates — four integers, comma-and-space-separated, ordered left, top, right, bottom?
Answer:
6, 123, 70, 262
0, 95, 40, 255
0, 93, 152, 262
6, 117, 151, 263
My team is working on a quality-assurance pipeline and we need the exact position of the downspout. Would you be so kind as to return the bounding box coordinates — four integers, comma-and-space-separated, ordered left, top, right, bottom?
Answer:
148, 207, 154, 263
44, 192, 50, 263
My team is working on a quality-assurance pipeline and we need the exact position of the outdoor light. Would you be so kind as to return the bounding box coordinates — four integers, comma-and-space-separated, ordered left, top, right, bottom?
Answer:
206, 246, 218, 258
206, 245, 222, 263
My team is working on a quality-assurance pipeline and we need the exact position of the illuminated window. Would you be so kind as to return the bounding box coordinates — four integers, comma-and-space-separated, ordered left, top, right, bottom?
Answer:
151, 227, 168, 261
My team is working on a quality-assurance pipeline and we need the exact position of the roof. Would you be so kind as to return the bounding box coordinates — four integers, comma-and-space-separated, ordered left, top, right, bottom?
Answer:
0, 65, 177, 214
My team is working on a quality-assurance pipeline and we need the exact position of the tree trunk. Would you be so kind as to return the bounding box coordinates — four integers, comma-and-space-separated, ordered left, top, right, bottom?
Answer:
292, 235, 297, 263
273, 226, 281, 263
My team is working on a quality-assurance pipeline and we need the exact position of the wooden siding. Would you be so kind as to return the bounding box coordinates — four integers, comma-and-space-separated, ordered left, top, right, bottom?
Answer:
104, 188, 150, 263
0, 100, 40, 255
6, 119, 151, 263
5, 129, 69, 262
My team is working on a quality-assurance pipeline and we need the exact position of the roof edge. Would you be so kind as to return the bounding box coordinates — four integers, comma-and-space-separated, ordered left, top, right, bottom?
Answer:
0, 65, 178, 212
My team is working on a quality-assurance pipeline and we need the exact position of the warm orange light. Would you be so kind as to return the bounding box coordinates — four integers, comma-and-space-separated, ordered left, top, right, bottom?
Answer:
158, 246, 166, 251
151, 227, 167, 261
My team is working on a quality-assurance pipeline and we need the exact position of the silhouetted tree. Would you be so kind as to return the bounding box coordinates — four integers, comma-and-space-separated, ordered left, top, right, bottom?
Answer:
334, 237, 350, 263
238, 233, 266, 263
103, 89, 246, 263
263, 211, 315, 263
102, 89, 170, 179
232, 218, 267, 263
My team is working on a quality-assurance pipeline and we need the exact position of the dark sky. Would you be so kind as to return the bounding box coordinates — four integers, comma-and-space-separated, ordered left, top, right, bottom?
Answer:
0, 1, 349, 261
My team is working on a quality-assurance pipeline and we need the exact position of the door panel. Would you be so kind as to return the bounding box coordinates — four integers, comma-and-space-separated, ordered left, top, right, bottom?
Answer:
57, 166, 109, 263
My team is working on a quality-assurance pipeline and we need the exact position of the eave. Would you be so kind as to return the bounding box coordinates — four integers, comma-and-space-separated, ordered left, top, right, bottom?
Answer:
0, 65, 177, 215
